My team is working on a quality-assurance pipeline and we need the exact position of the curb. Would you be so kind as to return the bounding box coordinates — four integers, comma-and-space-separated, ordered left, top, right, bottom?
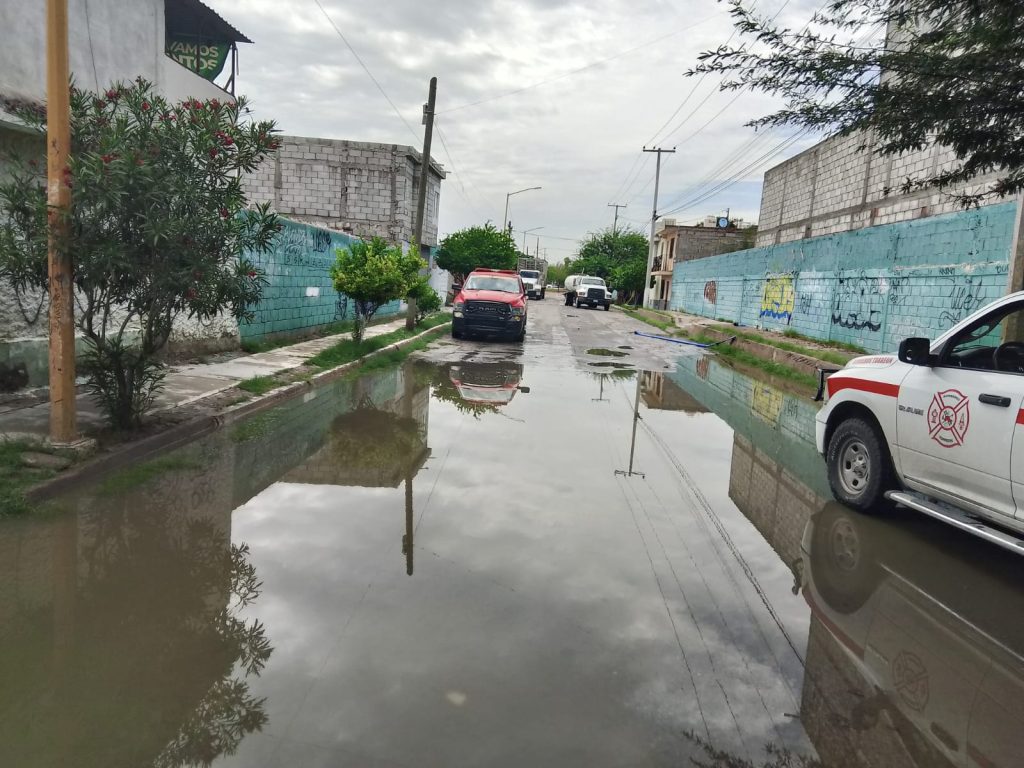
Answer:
699, 327, 849, 379
27, 321, 451, 503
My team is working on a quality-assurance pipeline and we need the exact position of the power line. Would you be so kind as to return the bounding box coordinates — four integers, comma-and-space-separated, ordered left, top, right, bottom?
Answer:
433, 118, 494, 221
438, 18, 717, 115
312, 0, 419, 143
661, 130, 809, 217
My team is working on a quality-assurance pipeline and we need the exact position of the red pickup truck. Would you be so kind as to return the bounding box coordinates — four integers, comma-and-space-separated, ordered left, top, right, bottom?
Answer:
452, 268, 528, 342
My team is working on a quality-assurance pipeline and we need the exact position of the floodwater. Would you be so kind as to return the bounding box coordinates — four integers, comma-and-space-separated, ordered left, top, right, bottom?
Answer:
1, 301, 1022, 767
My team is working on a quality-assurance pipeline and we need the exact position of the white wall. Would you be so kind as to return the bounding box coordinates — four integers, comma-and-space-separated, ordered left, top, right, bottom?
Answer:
0, 0, 228, 105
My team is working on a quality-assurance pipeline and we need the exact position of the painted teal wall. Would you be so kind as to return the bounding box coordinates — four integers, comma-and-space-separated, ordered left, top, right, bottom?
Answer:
667, 354, 827, 498
240, 217, 401, 341
670, 202, 1018, 353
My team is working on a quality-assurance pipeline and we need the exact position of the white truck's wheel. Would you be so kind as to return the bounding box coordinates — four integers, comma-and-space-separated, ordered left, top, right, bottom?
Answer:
826, 418, 893, 512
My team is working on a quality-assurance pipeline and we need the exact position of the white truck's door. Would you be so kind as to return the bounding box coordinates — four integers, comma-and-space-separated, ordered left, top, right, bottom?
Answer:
896, 302, 1024, 520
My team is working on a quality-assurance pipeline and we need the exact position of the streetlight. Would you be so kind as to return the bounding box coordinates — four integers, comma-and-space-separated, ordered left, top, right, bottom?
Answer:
521, 226, 544, 251
504, 186, 542, 232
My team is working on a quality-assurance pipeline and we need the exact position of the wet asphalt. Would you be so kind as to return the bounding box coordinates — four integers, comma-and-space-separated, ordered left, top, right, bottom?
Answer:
2, 298, 1022, 768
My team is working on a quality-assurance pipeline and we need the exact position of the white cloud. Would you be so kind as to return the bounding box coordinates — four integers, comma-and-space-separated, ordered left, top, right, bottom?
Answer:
207, 0, 821, 257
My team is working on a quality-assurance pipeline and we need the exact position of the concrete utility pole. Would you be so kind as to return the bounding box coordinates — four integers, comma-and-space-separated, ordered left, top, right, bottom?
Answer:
47, 0, 76, 443
608, 203, 626, 236
408, 76, 437, 331
608, 203, 625, 277
641, 147, 675, 309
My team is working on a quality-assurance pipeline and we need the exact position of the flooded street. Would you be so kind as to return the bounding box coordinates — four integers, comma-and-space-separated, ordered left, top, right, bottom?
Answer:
2, 300, 1022, 767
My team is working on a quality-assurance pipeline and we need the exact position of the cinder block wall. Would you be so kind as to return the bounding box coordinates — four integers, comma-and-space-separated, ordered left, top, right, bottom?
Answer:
239, 217, 400, 342
670, 201, 1019, 353
758, 129, 1003, 246
242, 135, 443, 247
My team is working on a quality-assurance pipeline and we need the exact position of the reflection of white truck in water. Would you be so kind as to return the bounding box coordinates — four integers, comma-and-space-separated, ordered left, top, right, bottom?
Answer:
518, 256, 547, 300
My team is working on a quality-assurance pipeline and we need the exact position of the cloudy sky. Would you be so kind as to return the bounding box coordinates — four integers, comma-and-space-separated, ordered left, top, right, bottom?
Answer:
206, 0, 821, 260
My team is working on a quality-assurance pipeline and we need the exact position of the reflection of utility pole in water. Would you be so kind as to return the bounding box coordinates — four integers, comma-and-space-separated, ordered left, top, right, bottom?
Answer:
615, 375, 646, 478
593, 374, 609, 402
402, 361, 415, 576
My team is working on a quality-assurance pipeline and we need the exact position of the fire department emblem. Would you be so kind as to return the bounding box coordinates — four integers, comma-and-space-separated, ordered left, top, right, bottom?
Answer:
927, 389, 970, 448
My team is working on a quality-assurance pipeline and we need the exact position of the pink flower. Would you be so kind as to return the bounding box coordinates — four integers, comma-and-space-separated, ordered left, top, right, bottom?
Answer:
208, 147, 218, 159
141, 101, 150, 111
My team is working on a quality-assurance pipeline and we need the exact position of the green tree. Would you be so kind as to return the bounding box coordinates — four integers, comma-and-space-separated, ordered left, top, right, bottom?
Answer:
547, 260, 570, 288
0, 79, 280, 429
331, 237, 425, 342
611, 258, 647, 305
692, 0, 1024, 204
568, 229, 649, 302
406, 277, 441, 323
436, 223, 518, 283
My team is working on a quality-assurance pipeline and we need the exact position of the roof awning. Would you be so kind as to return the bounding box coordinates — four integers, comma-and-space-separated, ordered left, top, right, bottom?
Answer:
165, 0, 253, 44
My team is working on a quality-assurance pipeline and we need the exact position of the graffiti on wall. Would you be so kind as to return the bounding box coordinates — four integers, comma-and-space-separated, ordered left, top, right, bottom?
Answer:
261, 224, 338, 272
831, 272, 885, 333
703, 281, 718, 304
938, 275, 987, 326
760, 275, 795, 323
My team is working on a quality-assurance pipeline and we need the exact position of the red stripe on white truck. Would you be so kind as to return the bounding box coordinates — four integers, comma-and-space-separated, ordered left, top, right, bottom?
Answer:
826, 377, 900, 399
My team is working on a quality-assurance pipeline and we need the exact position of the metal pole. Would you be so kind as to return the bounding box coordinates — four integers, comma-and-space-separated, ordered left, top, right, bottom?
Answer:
504, 193, 511, 233
408, 76, 437, 331
641, 147, 675, 309
47, 0, 76, 443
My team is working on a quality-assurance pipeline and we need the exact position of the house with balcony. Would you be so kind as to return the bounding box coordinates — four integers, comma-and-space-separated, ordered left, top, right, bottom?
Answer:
650, 217, 748, 310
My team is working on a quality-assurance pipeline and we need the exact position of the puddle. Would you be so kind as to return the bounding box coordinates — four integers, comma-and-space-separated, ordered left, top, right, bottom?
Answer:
586, 348, 628, 357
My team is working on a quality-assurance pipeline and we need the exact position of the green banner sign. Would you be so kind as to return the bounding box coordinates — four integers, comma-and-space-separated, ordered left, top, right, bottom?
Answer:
166, 37, 230, 81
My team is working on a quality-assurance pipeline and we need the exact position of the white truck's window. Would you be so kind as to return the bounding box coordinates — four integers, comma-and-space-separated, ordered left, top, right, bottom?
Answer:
945, 303, 1024, 372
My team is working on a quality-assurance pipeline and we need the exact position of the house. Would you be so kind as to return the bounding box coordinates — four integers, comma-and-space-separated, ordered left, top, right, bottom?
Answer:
650, 217, 747, 310
241, 134, 448, 297
0, 0, 253, 389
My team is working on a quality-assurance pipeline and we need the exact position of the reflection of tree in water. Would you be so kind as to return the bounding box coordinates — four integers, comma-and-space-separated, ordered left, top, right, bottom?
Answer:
0, 513, 272, 768
329, 396, 425, 478
685, 731, 822, 768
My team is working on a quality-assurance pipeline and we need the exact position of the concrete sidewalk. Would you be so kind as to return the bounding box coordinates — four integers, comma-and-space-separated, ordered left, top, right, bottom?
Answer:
0, 316, 410, 439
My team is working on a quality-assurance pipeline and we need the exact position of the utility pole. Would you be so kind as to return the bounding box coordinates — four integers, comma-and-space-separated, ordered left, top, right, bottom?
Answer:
641, 147, 675, 309
608, 202, 626, 279
608, 203, 626, 236
47, 0, 76, 443
408, 76, 437, 331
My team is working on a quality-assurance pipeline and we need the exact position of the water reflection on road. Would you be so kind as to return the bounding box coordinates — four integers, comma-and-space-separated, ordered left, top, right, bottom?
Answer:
2, 315, 1022, 767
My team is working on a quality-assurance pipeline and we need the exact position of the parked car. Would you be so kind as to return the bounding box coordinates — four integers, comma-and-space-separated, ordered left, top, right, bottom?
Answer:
451, 268, 528, 342
816, 290, 1024, 551
574, 276, 613, 310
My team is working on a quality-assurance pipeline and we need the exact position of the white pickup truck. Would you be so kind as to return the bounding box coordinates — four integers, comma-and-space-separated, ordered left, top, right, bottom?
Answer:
817, 290, 1024, 553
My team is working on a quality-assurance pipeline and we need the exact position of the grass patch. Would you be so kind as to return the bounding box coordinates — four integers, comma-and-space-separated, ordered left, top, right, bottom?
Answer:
710, 325, 853, 366
341, 325, 450, 379
99, 454, 203, 495
306, 313, 450, 370
694, 335, 819, 390
0, 440, 57, 515
782, 328, 866, 355
618, 306, 681, 335
237, 375, 278, 395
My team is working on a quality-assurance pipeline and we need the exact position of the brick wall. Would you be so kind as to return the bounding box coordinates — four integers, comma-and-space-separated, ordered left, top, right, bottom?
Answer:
238, 216, 401, 342
242, 135, 444, 248
671, 202, 1019, 353
758, 129, 1005, 246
